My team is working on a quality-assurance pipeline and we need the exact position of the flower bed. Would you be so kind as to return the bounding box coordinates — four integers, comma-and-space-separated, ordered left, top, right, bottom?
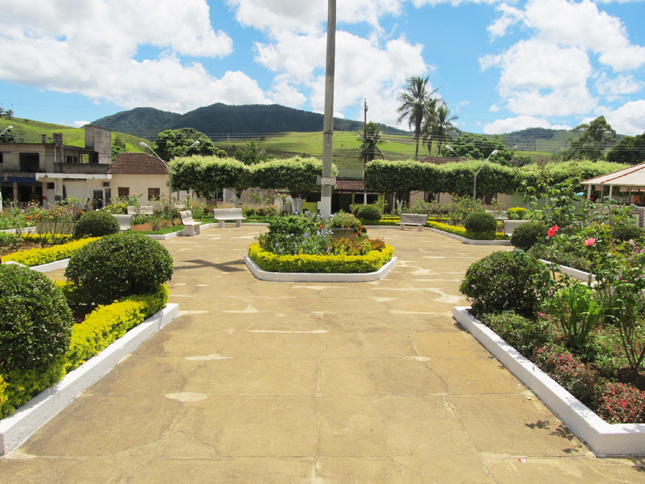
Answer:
453, 307, 645, 456
427, 221, 508, 241
2, 237, 100, 266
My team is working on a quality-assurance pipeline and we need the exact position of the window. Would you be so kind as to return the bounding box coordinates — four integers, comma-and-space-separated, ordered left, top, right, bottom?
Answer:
66, 155, 78, 164
0, 152, 3, 164
148, 188, 161, 200
19, 153, 40, 172
118, 187, 129, 197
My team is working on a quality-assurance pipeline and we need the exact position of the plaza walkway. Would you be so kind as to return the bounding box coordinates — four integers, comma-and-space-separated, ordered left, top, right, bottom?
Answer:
1, 226, 642, 483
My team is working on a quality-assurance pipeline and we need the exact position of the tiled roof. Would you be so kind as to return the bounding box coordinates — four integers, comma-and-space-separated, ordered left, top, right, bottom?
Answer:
109, 153, 169, 175
336, 178, 365, 191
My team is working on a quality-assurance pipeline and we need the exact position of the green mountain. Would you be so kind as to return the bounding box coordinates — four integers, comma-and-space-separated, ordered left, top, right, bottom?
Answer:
92, 103, 406, 140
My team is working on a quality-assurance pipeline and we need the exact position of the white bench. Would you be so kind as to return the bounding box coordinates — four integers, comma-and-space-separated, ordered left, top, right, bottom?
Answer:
213, 208, 245, 228
112, 214, 132, 232
400, 213, 427, 231
179, 210, 201, 236
126, 205, 154, 215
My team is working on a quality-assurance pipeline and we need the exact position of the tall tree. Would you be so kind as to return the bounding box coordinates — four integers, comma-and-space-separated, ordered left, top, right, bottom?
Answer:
606, 132, 645, 165
566, 116, 617, 161
397, 76, 438, 159
423, 103, 458, 156
358, 122, 384, 163
154, 128, 221, 161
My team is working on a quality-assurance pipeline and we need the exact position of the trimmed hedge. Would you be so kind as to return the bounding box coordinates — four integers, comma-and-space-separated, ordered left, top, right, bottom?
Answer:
65, 285, 169, 372
0, 285, 169, 417
2, 237, 99, 266
248, 242, 394, 273
427, 221, 508, 241
74, 210, 120, 238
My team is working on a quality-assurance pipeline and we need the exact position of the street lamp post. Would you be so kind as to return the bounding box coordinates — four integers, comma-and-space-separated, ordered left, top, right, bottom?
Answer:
473, 149, 499, 200
139, 141, 199, 202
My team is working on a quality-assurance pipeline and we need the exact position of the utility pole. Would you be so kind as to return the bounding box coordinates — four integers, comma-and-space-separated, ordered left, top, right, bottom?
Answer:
320, 0, 336, 220
363, 99, 368, 204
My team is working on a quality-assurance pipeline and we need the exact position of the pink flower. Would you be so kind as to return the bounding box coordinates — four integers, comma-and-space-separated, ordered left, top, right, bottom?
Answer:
585, 238, 596, 247
547, 225, 559, 237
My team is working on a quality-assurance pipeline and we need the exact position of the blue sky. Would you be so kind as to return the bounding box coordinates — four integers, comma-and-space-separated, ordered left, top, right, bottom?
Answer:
0, 0, 644, 136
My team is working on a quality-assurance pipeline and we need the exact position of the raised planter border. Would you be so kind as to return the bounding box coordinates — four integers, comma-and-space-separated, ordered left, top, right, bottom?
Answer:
453, 306, 645, 457
540, 259, 595, 283
0, 303, 179, 456
244, 255, 398, 283
426, 227, 512, 246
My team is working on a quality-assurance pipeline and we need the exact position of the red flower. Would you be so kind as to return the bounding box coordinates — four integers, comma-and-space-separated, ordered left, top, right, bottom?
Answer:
547, 225, 559, 237
584, 238, 596, 247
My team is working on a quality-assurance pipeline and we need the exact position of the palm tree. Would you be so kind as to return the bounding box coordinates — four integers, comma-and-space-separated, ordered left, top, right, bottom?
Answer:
397, 76, 438, 159
358, 122, 384, 163
423, 103, 458, 156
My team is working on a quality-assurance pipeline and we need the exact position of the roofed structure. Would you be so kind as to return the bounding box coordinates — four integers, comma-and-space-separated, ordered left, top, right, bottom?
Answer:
109, 153, 168, 175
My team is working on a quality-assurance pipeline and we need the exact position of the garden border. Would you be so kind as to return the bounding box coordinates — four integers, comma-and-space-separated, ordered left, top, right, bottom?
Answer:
453, 306, 645, 457
244, 255, 398, 283
0, 303, 179, 456
426, 227, 512, 246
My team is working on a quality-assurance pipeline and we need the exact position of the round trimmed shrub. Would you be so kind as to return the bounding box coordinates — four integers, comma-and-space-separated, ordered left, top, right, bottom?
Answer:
611, 223, 645, 242
74, 210, 120, 238
464, 212, 497, 233
0, 264, 73, 371
357, 204, 382, 221
511, 220, 546, 250
64, 232, 174, 306
507, 207, 527, 220
459, 250, 551, 318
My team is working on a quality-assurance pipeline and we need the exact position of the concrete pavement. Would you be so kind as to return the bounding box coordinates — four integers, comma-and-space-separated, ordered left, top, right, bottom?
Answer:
1, 226, 642, 483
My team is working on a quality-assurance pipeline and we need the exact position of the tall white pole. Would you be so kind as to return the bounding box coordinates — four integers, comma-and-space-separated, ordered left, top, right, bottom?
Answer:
320, 0, 336, 220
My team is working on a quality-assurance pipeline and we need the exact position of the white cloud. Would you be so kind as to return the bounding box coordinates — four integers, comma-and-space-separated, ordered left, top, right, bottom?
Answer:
484, 115, 563, 134
412, 0, 503, 6
523, 0, 645, 71
595, 73, 643, 100
73, 121, 90, 128
0, 0, 246, 113
604, 100, 645, 135
488, 3, 524, 37
482, 39, 596, 116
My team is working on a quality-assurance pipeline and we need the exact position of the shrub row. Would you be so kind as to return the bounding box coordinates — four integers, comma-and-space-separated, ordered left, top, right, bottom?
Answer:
0, 285, 169, 417
427, 221, 508, 241
248, 242, 394, 273
2, 237, 99, 266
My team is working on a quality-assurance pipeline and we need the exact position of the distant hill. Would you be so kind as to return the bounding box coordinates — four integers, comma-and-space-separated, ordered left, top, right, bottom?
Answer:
93, 103, 407, 140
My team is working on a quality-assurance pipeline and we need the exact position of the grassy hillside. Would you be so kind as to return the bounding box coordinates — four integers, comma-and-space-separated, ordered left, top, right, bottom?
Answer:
0, 118, 149, 154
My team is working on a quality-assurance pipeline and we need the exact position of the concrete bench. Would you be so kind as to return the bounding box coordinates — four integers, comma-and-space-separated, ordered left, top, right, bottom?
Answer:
112, 214, 132, 232
400, 213, 427, 231
179, 210, 201, 236
213, 208, 245, 228
126, 205, 154, 215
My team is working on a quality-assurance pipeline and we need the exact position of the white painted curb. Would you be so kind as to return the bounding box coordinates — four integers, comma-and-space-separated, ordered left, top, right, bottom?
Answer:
0, 303, 179, 456
453, 306, 645, 457
244, 255, 398, 283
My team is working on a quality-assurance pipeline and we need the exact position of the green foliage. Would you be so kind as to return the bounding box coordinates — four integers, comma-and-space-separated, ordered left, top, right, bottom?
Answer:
481, 311, 551, 358
427, 221, 507, 241
250, 157, 337, 200
464, 212, 497, 233
257, 214, 331, 256
171, 155, 249, 198
74, 210, 120, 238
364, 160, 441, 196
594, 382, 645, 424
1, 237, 99, 267
542, 278, 602, 350
611, 223, 645, 242
154, 128, 221, 160
510, 221, 545, 250
532, 344, 597, 405
397, 76, 438, 159
565, 116, 616, 161
356, 204, 382, 221
0, 232, 23, 255
328, 212, 366, 234
248, 242, 394, 273
442, 133, 513, 165
437, 161, 516, 197
64, 233, 174, 306
234, 141, 268, 165
507, 207, 527, 220
0, 265, 73, 372
607, 132, 645, 165
65, 286, 168, 372
459, 250, 551, 318
358, 122, 385, 162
